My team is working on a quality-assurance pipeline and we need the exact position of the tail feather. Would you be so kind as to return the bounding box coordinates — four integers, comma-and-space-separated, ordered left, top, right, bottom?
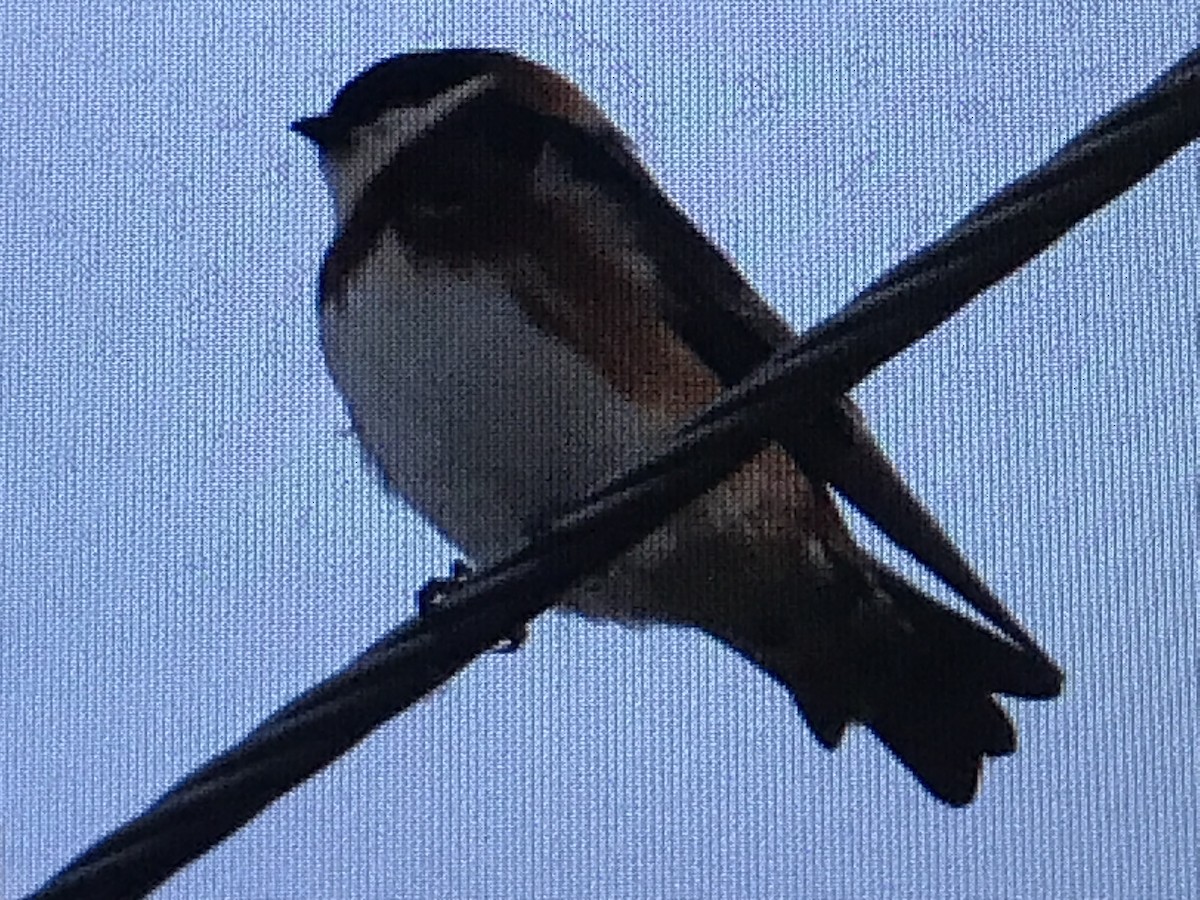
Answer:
866, 663, 1019, 805
777, 562, 1062, 806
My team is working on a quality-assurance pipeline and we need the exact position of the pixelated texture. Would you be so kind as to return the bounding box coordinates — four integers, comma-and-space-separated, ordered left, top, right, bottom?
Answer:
1, 3, 1195, 897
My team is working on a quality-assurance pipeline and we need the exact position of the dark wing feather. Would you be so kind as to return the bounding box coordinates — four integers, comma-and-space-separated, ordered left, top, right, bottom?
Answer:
539, 115, 1052, 662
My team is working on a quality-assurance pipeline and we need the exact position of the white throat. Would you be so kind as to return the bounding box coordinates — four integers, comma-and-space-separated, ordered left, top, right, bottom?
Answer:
319, 73, 499, 221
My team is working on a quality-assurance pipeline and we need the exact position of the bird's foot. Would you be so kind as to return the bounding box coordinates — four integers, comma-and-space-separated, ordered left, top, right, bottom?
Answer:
416, 559, 528, 653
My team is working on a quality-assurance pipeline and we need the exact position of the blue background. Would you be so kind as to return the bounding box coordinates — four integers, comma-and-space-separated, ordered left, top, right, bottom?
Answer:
2, 3, 1196, 897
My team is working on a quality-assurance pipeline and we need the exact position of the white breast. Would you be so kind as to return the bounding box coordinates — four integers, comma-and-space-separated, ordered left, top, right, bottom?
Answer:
320, 232, 669, 565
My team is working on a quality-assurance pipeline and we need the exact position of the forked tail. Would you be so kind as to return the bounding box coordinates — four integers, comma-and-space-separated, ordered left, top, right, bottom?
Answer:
745, 559, 1063, 806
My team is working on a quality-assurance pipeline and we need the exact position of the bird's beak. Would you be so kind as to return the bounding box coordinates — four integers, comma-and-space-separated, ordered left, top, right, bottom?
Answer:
290, 115, 340, 148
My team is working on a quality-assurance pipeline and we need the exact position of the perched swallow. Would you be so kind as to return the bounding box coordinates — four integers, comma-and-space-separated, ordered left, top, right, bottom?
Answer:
293, 49, 1061, 805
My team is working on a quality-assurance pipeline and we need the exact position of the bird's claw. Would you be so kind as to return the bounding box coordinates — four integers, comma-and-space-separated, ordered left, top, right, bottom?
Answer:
416, 559, 528, 654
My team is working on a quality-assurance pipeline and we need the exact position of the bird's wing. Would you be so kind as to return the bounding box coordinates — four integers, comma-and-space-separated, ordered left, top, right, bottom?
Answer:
538, 114, 1032, 646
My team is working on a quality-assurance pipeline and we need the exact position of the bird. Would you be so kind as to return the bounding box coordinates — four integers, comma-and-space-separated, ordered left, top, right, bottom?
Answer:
291, 48, 1062, 806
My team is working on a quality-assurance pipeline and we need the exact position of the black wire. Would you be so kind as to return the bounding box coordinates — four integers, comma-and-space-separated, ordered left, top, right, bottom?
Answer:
27, 44, 1200, 900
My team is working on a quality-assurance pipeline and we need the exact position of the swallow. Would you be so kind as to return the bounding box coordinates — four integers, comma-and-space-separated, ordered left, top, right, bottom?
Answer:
292, 49, 1062, 805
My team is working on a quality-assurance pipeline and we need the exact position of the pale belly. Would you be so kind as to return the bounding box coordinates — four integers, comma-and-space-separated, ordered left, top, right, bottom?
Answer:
320, 235, 835, 630
320, 234, 671, 567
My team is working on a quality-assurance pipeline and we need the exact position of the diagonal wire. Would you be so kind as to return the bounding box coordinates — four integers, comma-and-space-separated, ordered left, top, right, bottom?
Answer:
27, 44, 1200, 900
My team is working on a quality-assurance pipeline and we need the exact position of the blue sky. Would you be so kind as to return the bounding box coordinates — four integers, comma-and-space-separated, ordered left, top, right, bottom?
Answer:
2, 3, 1196, 897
